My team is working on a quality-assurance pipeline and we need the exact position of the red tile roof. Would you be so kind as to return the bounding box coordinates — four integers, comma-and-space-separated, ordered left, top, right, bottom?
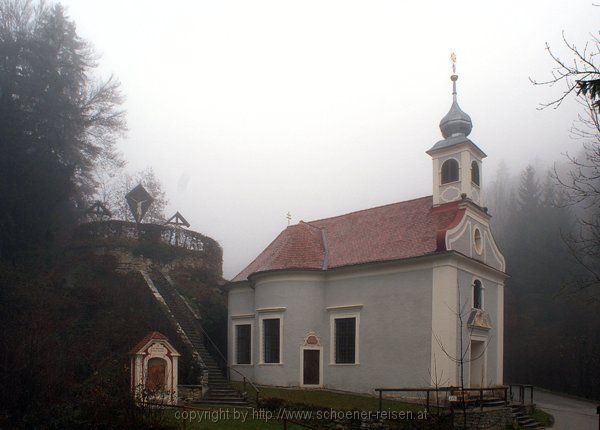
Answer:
128, 331, 169, 355
232, 196, 464, 282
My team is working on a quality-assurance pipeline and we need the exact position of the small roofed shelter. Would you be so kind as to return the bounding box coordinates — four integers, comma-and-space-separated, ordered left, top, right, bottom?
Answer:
129, 331, 180, 404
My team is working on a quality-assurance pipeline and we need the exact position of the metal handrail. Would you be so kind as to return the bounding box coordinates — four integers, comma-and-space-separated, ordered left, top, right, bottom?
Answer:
195, 317, 260, 403
158, 269, 261, 403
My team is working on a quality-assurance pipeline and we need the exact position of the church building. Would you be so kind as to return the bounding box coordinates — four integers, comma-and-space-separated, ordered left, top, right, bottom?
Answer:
226, 68, 506, 393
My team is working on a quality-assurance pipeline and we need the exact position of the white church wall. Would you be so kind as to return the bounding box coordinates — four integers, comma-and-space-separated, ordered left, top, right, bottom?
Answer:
227, 254, 504, 393
229, 262, 436, 393
228, 283, 256, 381
456, 268, 503, 388
253, 273, 326, 387
323, 266, 433, 393
431, 261, 459, 386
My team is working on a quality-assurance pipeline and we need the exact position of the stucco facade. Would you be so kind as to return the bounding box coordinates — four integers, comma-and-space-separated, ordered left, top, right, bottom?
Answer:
228, 247, 505, 394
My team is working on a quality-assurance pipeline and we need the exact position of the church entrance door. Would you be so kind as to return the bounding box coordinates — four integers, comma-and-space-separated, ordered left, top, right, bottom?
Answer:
469, 340, 486, 388
301, 348, 322, 387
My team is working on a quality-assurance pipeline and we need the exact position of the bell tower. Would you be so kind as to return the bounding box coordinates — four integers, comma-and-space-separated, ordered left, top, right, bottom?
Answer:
427, 53, 486, 207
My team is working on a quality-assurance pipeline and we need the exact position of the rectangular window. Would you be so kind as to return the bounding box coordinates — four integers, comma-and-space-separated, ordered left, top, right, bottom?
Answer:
235, 324, 251, 365
335, 317, 356, 364
263, 318, 280, 364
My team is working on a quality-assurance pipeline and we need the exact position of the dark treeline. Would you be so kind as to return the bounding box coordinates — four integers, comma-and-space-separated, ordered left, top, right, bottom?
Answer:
0, 0, 125, 264
0, 1, 180, 427
487, 161, 600, 399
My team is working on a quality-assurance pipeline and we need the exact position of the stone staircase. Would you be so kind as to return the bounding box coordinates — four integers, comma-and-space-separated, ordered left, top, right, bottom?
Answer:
510, 404, 544, 429
145, 269, 248, 405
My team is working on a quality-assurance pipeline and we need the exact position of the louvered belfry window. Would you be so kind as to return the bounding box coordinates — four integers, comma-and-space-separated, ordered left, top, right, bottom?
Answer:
441, 159, 459, 184
263, 318, 280, 363
235, 324, 251, 364
335, 317, 356, 364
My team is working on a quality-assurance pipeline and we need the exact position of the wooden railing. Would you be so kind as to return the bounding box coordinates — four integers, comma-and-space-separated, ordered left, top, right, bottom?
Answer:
374, 386, 509, 413
72, 220, 220, 253
508, 384, 534, 405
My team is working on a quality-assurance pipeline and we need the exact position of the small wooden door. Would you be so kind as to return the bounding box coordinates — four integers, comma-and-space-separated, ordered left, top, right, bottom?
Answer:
303, 349, 320, 385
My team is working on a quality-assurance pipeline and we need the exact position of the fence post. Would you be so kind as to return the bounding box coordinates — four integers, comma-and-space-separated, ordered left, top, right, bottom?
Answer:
378, 390, 382, 413
530, 386, 533, 406
520, 386, 524, 404
426, 390, 430, 413
504, 387, 508, 405
480, 389, 484, 411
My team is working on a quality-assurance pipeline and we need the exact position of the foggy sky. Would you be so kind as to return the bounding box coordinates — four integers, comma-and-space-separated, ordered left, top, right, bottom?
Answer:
61, 0, 597, 279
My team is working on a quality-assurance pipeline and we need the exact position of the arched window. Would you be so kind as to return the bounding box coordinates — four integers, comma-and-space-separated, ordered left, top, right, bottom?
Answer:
441, 159, 459, 184
471, 161, 480, 186
473, 280, 483, 310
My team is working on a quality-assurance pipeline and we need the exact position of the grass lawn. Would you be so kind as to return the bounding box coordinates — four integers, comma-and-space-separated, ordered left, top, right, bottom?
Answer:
531, 407, 553, 428
232, 382, 426, 413
168, 407, 305, 429
167, 384, 429, 429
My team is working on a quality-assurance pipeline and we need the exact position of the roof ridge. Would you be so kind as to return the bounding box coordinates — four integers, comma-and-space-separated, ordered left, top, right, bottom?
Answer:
305, 195, 433, 224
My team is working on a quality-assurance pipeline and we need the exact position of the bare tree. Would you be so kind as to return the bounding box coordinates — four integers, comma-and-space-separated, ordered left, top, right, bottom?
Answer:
531, 24, 600, 300
530, 31, 600, 112
554, 97, 600, 300
433, 282, 493, 429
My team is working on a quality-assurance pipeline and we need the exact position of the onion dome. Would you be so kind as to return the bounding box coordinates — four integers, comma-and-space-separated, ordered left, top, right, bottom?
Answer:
439, 74, 472, 138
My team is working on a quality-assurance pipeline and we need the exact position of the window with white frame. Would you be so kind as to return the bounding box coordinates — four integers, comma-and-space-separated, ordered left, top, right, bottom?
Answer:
330, 312, 360, 364
234, 324, 252, 365
261, 317, 281, 364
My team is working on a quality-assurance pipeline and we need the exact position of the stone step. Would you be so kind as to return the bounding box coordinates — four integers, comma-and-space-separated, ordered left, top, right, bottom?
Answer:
483, 400, 505, 407
147, 269, 249, 406
207, 395, 243, 401
193, 399, 249, 406
206, 388, 243, 394
202, 365, 222, 371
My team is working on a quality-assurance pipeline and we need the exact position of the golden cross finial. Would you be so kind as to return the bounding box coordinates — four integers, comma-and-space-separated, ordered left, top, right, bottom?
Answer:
286, 211, 292, 226
450, 51, 457, 74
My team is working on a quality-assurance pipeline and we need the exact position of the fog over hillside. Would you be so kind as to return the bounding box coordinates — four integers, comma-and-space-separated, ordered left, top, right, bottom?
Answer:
60, 0, 598, 278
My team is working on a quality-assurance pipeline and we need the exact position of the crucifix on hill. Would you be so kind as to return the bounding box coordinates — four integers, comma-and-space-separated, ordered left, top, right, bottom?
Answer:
125, 184, 154, 224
